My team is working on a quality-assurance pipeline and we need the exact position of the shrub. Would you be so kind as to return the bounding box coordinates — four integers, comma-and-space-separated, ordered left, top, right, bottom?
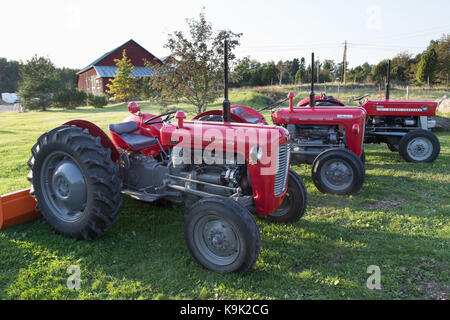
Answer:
53, 88, 87, 109
87, 93, 109, 108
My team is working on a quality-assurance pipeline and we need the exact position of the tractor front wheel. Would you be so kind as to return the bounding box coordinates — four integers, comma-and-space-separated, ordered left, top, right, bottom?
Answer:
28, 125, 122, 240
265, 169, 307, 223
183, 197, 260, 274
398, 130, 440, 163
311, 148, 365, 195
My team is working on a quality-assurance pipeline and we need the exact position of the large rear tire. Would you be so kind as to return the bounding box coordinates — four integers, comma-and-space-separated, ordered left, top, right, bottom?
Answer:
28, 125, 122, 240
398, 130, 440, 163
265, 169, 307, 223
311, 148, 365, 195
183, 197, 260, 274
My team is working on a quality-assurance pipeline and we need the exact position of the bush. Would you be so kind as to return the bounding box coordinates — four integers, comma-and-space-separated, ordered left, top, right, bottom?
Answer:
87, 93, 109, 108
53, 88, 87, 109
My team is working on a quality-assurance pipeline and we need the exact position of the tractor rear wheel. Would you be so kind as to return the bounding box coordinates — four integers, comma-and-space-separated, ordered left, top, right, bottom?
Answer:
28, 125, 122, 240
311, 148, 365, 195
265, 169, 307, 223
399, 130, 440, 163
183, 197, 260, 274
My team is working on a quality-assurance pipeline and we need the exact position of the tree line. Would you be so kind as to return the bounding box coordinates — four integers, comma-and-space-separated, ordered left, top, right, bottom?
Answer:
0, 55, 110, 110
232, 34, 449, 87
0, 57, 78, 93
1, 10, 447, 114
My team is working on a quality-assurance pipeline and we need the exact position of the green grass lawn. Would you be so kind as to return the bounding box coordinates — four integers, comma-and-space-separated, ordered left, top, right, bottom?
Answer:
0, 95, 449, 300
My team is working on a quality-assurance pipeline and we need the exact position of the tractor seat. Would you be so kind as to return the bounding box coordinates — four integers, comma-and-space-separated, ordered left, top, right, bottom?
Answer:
109, 121, 158, 150
231, 107, 260, 124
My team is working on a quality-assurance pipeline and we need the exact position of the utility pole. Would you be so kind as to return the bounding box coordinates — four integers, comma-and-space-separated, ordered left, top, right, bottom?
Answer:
341, 40, 347, 84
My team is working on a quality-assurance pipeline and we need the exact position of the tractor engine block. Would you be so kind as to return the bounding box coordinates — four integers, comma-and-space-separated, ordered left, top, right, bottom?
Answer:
287, 124, 345, 164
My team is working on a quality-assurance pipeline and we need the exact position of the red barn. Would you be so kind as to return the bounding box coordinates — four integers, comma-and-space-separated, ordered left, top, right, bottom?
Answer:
76, 39, 161, 95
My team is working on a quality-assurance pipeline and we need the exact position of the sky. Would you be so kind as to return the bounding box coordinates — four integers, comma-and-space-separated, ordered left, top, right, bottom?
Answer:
1, 0, 449, 69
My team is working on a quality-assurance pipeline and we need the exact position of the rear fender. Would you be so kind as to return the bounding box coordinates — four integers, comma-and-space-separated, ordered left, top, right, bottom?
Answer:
63, 120, 120, 162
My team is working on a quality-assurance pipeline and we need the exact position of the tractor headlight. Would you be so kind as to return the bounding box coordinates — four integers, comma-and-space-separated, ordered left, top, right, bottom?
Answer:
249, 145, 263, 164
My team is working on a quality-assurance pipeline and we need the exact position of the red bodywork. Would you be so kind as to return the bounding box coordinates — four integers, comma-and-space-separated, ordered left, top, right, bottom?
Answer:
159, 120, 289, 215
297, 95, 438, 117
65, 112, 290, 216
360, 99, 437, 117
196, 101, 366, 157
271, 107, 366, 157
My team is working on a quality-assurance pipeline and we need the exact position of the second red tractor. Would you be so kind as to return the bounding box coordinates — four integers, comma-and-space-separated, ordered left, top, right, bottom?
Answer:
196, 54, 367, 195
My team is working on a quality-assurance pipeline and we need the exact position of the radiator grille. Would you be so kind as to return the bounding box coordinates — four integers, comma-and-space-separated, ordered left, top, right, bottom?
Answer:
274, 143, 290, 196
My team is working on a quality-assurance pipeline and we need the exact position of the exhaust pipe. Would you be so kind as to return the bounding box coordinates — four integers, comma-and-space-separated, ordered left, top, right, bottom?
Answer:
222, 40, 231, 122
386, 59, 391, 100
310, 52, 315, 107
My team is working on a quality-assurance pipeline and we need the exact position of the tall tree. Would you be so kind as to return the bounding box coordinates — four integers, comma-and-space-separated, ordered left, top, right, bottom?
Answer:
147, 11, 241, 114
430, 34, 450, 85
261, 61, 278, 85
370, 59, 389, 83
287, 58, 300, 83
295, 57, 307, 84
106, 49, 138, 102
416, 46, 438, 85
390, 52, 413, 83
56, 67, 79, 90
276, 60, 289, 85
0, 58, 22, 92
18, 55, 58, 111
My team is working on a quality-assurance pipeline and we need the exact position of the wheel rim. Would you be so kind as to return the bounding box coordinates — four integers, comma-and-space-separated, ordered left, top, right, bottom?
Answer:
40, 151, 87, 222
271, 190, 293, 217
406, 137, 433, 161
320, 158, 354, 191
193, 213, 240, 266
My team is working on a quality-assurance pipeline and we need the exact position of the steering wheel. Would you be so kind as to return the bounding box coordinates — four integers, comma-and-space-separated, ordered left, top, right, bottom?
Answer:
352, 94, 369, 102
144, 110, 177, 125
258, 97, 289, 112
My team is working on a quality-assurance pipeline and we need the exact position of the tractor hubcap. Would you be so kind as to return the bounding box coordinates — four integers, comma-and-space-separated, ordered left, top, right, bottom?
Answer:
407, 137, 432, 161
41, 152, 87, 222
321, 159, 354, 191
194, 214, 240, 265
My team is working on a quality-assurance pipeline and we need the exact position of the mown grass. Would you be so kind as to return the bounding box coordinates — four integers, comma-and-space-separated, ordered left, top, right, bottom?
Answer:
0, 90, 449, 300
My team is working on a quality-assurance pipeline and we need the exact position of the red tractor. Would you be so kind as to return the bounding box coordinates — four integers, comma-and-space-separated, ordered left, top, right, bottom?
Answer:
25, 42, 307, 274
195, 54, 367, 195
297, 60, 440, 163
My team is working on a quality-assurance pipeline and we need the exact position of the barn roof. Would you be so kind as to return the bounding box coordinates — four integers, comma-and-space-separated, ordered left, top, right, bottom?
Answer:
94, 65, 155, 78
77, 39, 160, 75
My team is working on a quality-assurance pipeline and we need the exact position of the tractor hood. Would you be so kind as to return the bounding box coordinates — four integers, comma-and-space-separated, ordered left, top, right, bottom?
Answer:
271, 106, 367, 125
160, 120, 291, 215
361, 99, 438, 117
272, 106, 367, 157
160, 120, 289, 152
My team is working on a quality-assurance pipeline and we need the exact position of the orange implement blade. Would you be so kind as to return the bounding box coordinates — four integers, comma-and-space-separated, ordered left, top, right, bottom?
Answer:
0, 188, 41, 230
